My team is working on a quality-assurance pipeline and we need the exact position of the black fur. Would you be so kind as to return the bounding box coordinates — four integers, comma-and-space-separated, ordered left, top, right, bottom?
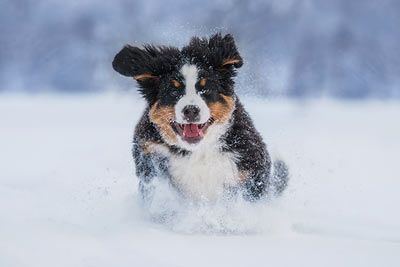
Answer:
113, 33, 289, 202
220, 99, 272, 200
113, 45, 182, 105
112, 33, 242, 108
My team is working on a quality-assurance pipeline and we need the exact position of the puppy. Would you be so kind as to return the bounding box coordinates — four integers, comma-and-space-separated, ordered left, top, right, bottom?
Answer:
112, 33, 288, 202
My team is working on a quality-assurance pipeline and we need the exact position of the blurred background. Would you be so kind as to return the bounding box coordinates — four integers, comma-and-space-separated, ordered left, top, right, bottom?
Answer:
0, 0, 399, 98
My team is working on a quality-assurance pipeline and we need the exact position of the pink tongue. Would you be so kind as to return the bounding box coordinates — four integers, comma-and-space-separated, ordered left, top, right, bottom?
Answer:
183, 124, 201, 138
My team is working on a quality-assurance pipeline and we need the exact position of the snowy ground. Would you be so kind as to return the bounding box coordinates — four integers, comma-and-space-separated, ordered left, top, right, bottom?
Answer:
1, 93, 400, 267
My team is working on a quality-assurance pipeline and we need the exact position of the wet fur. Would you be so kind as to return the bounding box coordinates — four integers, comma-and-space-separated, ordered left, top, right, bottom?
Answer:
113, 33, 289, 201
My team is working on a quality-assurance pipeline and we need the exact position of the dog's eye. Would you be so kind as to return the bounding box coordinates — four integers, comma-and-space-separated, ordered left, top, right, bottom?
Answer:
199, 78, 207, 87
171, 80, 181, 88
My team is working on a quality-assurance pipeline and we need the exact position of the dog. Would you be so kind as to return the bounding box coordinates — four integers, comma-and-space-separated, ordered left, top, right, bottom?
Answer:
112, 33, 288, 202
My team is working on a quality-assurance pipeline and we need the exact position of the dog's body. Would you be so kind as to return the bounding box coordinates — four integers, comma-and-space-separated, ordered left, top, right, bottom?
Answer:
113, 34, 288, 202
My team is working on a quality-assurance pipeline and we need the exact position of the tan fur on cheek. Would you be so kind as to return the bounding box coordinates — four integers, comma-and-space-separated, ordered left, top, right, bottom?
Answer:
208, 94, 235, 124
149, 102, 177, 144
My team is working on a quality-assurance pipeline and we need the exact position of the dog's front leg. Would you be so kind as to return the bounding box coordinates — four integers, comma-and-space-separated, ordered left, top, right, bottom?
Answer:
133, 141, 171, 203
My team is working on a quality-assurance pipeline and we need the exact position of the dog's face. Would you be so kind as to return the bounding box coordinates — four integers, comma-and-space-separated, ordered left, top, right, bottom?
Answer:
112, 34, 242, 149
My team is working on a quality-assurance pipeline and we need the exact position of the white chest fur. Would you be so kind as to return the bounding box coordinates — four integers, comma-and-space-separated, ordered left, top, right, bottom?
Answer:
147, 123, 240, 201
169, 146, 239, 201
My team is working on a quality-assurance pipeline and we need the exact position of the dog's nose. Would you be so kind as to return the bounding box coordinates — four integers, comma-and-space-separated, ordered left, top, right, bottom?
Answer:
182, 105, 200, 122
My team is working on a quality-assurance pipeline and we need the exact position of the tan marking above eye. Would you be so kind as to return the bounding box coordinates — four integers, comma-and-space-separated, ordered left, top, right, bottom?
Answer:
171, 79, 181, 88
199, 78, 207, 87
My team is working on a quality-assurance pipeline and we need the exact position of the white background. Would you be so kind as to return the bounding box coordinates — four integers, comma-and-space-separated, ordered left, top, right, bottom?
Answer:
1, 94, 399, 266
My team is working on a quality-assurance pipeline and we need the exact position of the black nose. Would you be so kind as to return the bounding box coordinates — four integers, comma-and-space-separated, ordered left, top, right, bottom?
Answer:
182, 105, 200, 122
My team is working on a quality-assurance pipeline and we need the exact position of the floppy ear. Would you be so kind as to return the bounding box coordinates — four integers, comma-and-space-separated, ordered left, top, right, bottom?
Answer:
208, 33, 243, 69
112, 45, 159, 82
112, 44, 180, 103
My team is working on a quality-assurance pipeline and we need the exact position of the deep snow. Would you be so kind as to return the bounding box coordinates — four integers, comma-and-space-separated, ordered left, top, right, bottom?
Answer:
1, 93, 400, 267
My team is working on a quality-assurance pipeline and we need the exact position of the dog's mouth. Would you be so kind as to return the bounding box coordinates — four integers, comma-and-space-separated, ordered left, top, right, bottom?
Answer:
171, 118, 214, 144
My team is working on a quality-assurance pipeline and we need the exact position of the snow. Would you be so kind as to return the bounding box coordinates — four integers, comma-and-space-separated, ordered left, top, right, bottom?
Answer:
1, 93, 400, 267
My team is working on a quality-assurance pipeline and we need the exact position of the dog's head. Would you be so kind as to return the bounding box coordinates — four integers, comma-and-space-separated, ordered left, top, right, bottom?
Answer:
112, 33, 242, 149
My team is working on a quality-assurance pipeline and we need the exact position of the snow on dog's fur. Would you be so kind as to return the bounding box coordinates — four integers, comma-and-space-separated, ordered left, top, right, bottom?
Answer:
112, 33, 288, 202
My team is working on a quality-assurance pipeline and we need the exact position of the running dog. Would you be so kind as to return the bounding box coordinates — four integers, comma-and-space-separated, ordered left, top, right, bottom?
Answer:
112, 33, 288, 202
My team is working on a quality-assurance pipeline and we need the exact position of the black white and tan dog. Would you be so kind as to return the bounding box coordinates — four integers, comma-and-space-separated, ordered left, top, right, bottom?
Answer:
112, 33, 288, 202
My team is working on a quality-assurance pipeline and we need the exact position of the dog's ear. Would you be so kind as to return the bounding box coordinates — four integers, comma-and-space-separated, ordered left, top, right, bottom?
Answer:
113, 45, 181, 103
112, 45, 160, 82
208, 33, 243, 69
113, 45, 181, 80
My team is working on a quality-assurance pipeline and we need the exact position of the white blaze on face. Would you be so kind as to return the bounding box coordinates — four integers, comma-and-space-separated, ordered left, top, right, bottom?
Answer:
175, 64, 210, 124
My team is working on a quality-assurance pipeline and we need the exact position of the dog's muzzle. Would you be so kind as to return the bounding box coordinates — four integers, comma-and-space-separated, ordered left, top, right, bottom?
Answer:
171, 118, 214, 144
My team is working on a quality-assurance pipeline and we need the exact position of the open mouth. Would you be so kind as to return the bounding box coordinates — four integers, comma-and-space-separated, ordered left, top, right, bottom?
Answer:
171, 118, 214, 144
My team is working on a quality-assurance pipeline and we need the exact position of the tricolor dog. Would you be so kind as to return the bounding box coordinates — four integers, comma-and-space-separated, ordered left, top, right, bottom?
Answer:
112, 33, 288, 202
